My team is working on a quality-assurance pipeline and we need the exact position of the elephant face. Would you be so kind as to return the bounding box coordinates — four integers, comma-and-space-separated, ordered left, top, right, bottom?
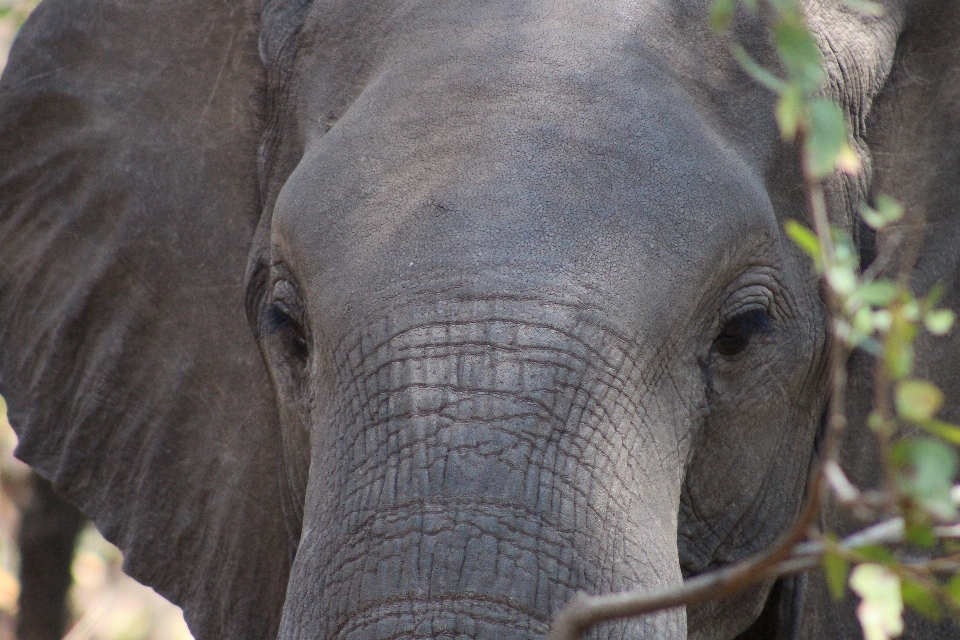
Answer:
250, 1, 826, 637
1, 0, 955, 639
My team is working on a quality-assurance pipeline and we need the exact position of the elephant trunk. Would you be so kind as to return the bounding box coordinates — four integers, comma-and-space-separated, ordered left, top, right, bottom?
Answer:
279, 298, 688, 639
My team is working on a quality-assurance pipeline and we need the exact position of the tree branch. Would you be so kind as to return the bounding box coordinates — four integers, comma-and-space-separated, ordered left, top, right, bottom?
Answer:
548, 518, 912, 640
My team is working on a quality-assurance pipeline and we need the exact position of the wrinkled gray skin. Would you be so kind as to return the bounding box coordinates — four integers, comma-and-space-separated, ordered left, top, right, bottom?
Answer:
0, 0, 959, 638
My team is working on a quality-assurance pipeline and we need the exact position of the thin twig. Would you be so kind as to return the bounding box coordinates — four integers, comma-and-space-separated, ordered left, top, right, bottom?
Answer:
824, 459, 860, 504
808, 182, 836, 265
548, 518, 910, 640
860, 228, 905, 284
809, 182, 851, 464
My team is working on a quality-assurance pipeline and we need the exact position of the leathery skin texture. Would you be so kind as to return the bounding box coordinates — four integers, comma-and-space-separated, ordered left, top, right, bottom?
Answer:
277, 287, 689, 638
10, 0, 954, 637
254, 1, 829, 637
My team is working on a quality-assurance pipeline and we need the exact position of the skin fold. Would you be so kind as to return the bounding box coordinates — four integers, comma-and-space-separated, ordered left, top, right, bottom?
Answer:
0, 0, 958, 638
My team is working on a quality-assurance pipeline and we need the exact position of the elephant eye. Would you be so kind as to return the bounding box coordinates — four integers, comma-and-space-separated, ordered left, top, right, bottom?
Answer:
714, 309, 771, 357
266, 302, 310, 363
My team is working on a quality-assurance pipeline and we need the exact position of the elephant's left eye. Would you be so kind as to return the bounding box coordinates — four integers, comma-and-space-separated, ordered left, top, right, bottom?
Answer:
714, 309, 771, 357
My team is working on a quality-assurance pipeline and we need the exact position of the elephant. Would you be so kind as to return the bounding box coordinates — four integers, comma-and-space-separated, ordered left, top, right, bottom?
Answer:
1, 0, 959, 638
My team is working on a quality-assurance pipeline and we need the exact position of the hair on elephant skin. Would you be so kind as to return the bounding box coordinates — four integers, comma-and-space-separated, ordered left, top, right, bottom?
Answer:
1, 0, 959, 638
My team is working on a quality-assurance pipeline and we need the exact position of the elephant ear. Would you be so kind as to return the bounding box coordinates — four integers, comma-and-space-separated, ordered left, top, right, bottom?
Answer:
855, 6, 960, 457
0, 1, 290, 638
801, 3, 960, 637
866, 1, 960, 348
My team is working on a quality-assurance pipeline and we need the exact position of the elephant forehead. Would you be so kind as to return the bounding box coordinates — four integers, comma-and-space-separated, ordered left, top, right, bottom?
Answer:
285, 0, 759, 123
269, 0, 782, 325
278, 0, 777, 169
272, 91, 778, 329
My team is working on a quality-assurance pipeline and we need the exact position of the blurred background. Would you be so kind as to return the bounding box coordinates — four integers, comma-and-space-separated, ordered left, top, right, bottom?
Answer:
0, 2, 195, 639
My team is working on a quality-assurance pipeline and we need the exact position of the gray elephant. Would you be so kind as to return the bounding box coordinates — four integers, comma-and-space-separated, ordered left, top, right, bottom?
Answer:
1, 0, 959, 638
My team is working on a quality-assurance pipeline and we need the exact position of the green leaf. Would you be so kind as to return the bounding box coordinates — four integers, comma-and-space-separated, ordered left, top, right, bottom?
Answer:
733, 46, 787, 93
853, 544, 896, 565
886, 344, 914, 379
836, 142, 862, 175
785, 220, 822, 268
945, 539, 960, 554
901, 579, 941, 619
891, 438, 958, 520
852, 306, 875, 336
876, 195, 905, 224
773, 18, 825, 93
850, 564, 904, 640
833, 229, 857, 267
824, 552, 850, 601
859, 280, 898, 306
776, 85, 804, 139
902, 299, 921, 322
904, 521, 936, 548
884, 325, 915, 380
948, 574, 960, 606
840, 0, 885, 15
922, 283, 945, 313
925, 309, 955, 336
872, 309, 892, 332
916, 419, 960, 446
710, 0, 736, 30
868, 411, 893, 436
805, 99, 847, 179
896, 380, 944, 422
827, 265, 858, 296
860, 205, 887, 230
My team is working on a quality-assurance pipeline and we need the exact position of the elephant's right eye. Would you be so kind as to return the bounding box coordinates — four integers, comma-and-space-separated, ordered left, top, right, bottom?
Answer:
266, 302, 310, 364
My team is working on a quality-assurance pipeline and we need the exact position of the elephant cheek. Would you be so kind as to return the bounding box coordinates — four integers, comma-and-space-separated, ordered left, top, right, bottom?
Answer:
274, 316, 689, 639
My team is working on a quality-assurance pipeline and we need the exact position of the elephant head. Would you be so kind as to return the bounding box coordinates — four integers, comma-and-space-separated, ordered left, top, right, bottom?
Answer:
1, 0, 959, 639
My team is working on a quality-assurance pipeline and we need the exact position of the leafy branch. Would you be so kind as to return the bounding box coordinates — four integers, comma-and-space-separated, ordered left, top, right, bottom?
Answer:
549, 0, 960, 638
550, 518, 957, 640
